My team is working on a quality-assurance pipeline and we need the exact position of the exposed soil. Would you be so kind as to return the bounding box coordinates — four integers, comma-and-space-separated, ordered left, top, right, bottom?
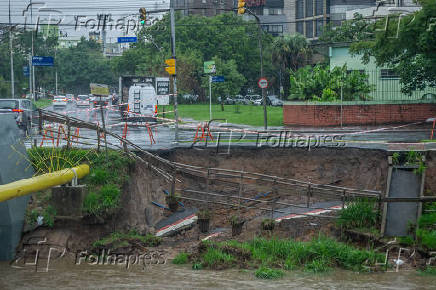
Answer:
16, 147, 436, 264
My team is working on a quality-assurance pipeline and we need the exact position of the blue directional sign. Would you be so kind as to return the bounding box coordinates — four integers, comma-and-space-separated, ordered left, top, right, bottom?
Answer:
23, 66, 29, 77
117, 37, 137, 43
212, 76, 225, 83
32, 56, 54, 66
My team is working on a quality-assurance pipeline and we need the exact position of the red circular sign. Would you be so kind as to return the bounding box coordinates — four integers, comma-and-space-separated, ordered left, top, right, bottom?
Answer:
258, 78, 268, 89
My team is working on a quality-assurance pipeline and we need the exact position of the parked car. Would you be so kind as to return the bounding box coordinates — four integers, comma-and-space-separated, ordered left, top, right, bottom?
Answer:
234, 95, 251, 105
422, 93, 436, 100
53, 96, 67, 108
90, 95, 110, 106
76, 95, 90, 107
252, 98, 263, 106
246, 94, 261, 104
267, 95, 284, 106
0, 98, 35, 132
180, 94, 199, 104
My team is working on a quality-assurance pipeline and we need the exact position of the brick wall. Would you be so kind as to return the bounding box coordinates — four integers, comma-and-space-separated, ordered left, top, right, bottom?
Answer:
283, 103, 436, 126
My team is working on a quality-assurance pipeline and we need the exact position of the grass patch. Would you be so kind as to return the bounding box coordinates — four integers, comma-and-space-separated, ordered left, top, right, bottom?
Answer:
33, 98, 52, 109
202, 247, 235, 269
255, 267, 284, 279
158, 104, 283, 127
337, 198, 378, 231
92, 230, 161, 250
190, 236, 384, 276
172, 253, 189, 265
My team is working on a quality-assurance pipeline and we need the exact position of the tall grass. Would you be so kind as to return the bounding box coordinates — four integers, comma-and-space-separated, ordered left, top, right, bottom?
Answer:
337, 199, 378, 230
172, 253, 189, 264
194, 236, 384, 274
202, 248, 234, 268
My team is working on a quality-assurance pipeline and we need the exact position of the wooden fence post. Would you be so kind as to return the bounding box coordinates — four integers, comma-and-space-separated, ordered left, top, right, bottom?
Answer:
38, 110, 43, 135
306, 183, 311, 208
97, 127, 101, 152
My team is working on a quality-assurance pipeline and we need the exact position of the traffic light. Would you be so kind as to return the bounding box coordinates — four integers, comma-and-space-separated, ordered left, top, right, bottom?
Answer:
237, 0, 246, 15
139, 8, 146, 25
165, 58, 176, 75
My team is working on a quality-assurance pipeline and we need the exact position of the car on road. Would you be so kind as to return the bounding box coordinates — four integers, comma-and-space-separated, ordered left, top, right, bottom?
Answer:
76, 95, 90, 107
53, 96, 67, 108
90, 95, 110, 106
0, 98, 35, 132
66, 94, 74, 102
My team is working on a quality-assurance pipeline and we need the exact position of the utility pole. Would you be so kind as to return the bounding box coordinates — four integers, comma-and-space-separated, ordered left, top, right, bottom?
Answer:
209, 75, 212, 120
9, 0, 14, 99
170, 4, 179, 143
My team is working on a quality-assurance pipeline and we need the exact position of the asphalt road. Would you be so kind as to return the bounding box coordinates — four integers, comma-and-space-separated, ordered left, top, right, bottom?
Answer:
28, 102, 436, 152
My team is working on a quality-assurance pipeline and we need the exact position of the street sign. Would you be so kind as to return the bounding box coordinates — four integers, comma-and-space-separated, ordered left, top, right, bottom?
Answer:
204, 60, 216, 74
156, 77, 170, 105
117, 37, 137, 43
90, 83, 109, 96
23, 66, 29, 77
211, 76, 225, 83
32, 56, 54, 66
258, 77, 268, 89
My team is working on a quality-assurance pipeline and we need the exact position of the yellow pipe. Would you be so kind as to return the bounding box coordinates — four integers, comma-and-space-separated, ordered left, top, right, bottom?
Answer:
0, 164, 90, 203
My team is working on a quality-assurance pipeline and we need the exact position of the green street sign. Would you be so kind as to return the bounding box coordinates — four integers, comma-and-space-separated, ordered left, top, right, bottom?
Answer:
204, 60, 216, 74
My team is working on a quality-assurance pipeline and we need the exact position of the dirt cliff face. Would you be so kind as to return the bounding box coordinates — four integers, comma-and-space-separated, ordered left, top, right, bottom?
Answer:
160, 147, 389, 192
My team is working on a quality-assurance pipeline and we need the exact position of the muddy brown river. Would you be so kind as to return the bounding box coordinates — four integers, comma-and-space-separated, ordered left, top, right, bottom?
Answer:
1, 260, 436, 289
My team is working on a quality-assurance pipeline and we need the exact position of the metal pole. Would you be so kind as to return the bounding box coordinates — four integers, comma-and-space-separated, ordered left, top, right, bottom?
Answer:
249, 11, 267, 130
9, 0, 14, 99
170, 6, 179, 143
340, 73, 343, 128
28, 54, 32, 96
209, 75, 212, 120
31, 0, 36, 100
55, 70, 58, 95
99, 97, 108, 160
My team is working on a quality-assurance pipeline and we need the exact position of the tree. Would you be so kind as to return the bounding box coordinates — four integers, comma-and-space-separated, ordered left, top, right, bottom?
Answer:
322, 1, 436, 95
289, 65, 373, 101
115, 12, 274, 99
271, 34, 311, 98
56, 38, 116, 93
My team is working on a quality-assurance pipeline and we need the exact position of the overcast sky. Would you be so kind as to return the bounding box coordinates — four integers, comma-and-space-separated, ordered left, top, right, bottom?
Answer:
0, 0, 169, 39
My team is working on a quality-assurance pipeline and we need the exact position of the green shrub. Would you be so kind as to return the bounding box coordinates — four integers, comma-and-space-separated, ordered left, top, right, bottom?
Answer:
173, 253, 189, 264
418, 213, 436, 229
420, 266, 436, 276
26, 206, 56, 227
417, 229, 436, 250
88, 168, 109, 185
398, 236, 415, 247
255, 267, 284, 279
337, 199, 378, 230
192, 262, 203, 270
83, 184, 120, 217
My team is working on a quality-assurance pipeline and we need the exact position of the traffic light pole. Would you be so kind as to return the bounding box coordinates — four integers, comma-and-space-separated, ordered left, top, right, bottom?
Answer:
170, 6, 179, 144
247, 10, 267, 130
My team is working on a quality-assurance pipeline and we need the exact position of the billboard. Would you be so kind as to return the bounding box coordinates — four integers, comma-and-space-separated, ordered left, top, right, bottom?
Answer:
90, 83, 110, 95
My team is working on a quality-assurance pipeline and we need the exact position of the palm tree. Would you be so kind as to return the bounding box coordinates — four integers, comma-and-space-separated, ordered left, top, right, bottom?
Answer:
272, 34, 312, 98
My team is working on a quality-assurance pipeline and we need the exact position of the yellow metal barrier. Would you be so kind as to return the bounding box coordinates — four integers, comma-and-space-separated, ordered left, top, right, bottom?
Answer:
0, 164, 90, 203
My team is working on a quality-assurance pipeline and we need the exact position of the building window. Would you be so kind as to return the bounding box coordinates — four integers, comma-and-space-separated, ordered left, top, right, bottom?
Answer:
305, 20, 313, 38
306, 0, 313, 18
315, 0, 323, 15
380, 69, 399, 79
297, 21, 304, 34
296, 0, 304, 19
269, 8, 283, 15
315, 18, 324, 37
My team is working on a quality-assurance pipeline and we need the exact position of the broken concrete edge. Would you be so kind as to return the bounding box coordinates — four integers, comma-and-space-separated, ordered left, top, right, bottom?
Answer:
155, 214, 198, 237
274, 205, 344, 222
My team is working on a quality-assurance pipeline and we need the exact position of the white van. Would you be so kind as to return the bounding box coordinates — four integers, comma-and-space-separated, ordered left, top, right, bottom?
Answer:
127, 83, 157, 122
